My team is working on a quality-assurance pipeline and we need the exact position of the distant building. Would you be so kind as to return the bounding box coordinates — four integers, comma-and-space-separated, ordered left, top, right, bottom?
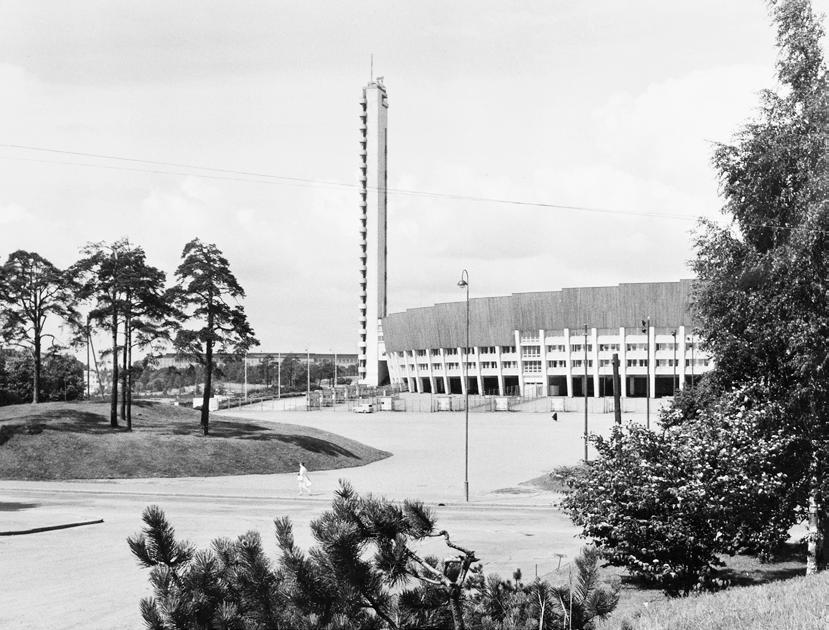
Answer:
358, 77, 390, 386
382, 280, 712, 398
153, 352, 357, 371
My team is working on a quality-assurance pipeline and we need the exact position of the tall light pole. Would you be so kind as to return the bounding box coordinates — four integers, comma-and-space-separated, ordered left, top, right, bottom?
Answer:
671, 330, 677, 394
244, 351, 248, 403
458, 269, 470, 502
690, 332, 695, 390
306, 349, 311, 410
641, 317, 651, 429
277, 352, 281, 399
583, 323, 589, 462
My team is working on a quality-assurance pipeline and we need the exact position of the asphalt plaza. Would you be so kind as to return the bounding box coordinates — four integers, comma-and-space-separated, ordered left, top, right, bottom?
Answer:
0, 407, 627, 629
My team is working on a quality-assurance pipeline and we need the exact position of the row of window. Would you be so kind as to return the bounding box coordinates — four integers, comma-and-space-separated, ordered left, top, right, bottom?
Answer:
407, 341, 700, 358
403, 357, 711, 373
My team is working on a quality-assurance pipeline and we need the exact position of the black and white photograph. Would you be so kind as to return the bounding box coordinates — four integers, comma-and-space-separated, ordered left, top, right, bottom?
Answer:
1, 1, 828, 628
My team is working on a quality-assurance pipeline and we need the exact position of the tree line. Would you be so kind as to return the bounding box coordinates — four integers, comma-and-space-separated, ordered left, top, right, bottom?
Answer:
0, 237, 258, 435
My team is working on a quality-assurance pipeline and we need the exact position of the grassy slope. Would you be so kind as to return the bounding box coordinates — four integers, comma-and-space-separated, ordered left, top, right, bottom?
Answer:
622, 571, 829, 630
0, 401, 389, 480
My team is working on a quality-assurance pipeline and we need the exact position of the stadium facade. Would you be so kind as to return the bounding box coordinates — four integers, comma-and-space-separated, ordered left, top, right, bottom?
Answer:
381, 280, 712, 398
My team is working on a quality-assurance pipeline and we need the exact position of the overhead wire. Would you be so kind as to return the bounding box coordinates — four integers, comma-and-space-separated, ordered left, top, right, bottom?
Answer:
5, 142, 826, 236
0, 142, 704, 223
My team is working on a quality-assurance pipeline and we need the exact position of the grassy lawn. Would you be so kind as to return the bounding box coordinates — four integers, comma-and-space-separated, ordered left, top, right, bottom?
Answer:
0, 401, 390, 480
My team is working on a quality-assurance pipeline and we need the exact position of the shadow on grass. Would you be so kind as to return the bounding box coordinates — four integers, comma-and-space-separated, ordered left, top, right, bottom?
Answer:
0, 501, 39, 512
174, 421, 359, 458
34, 410, 130, 434
718, 542, 806, 587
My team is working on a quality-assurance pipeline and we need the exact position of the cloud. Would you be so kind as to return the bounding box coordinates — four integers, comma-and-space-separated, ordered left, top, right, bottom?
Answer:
0, 201, 33, 224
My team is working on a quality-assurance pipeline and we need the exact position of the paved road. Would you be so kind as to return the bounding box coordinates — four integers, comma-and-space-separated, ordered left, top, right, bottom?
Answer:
0, 408, 627, 629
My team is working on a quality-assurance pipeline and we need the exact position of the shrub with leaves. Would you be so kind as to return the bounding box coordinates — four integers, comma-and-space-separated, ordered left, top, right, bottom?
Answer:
563, 386, 802, 595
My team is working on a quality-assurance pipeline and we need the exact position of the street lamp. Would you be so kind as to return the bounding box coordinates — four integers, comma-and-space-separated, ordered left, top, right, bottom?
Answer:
641, 317, 651, 429
306, 348, 311, 410
458, 269, 470, 502
583, 323, 589, 463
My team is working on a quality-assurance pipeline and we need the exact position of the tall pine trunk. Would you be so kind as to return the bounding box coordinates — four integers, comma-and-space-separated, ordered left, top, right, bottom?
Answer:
120, 320, 128, 422
110, 303, 119, 428
32, 336, 41, 404
126, 326, 133, 430
201, 338, 212, 436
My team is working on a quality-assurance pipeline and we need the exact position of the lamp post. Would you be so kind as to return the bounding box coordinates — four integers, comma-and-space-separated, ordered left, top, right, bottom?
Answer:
306, 348, 311, 410
690, 333, 695, 390
458, 269, 470, 502
641, 317, 651, 429
277, 352, 281, 399
671, 330, 677, 395
583, 323, 589, 463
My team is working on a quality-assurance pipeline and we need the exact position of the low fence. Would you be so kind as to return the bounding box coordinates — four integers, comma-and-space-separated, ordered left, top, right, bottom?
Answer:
216, 391, 674, 415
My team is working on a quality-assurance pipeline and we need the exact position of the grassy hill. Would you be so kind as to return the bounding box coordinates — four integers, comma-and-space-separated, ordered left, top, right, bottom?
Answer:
0, 401, 389, 480
615, 570, 829, 630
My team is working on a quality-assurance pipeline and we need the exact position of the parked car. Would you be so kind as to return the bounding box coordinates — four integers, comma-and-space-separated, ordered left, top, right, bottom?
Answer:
353, 402, 374, 413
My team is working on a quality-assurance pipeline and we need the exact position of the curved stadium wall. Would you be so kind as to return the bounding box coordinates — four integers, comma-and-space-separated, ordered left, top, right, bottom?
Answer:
381, 280, 712, 398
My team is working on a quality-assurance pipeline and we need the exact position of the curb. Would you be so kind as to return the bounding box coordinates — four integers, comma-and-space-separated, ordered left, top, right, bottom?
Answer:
0, 519, 104, 536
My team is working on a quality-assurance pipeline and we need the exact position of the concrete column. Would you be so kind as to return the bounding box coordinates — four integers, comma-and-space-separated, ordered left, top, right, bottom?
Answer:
412, 353, 421, 393
496, 345, 505, 396
441, 348, 450, 395
539, 329, 548, 396
648, 326, 656, 399
619, 326, 627, 398
678, 325, 687, 390
591, 327, 600, 398
458, 346, 467, 395
515, 330, 524, 396
564, 328, 573, 397
475, 347, 484, 396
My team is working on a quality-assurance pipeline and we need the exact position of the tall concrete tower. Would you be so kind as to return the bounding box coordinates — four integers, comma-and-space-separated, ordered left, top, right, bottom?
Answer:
358, 78, 389, 386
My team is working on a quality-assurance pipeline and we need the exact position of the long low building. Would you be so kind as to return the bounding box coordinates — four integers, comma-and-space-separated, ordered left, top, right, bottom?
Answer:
381, 280, 711, 398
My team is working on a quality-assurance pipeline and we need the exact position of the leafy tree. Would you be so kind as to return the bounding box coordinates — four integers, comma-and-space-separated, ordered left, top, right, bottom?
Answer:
691, 0, 829, 573
170, 239, 258, 435
564, 386, 803, 595
0, 250, 77, 403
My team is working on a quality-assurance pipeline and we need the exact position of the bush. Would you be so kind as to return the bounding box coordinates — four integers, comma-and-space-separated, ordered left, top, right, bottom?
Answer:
563, 387, 802, 595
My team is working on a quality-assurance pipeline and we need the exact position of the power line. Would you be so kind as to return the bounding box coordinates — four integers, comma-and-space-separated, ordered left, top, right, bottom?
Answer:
0, 142, 704, 222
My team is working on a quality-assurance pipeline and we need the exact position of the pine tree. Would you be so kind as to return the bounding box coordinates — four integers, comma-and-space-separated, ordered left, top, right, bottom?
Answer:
170, 238, 258, 435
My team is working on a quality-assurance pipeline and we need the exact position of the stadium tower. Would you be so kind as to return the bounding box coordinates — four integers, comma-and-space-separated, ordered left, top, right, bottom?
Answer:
358, 77, 389, 386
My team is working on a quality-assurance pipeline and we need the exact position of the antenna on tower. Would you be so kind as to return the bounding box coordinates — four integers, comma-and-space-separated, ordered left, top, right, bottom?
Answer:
370, 54, 374, 82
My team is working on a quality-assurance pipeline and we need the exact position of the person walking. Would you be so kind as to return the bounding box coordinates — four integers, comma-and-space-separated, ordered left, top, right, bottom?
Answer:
297, 461, 312, 496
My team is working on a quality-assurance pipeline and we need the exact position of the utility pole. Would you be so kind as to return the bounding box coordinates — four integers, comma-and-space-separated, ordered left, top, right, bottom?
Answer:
583, 323, 589, 462
306, 349, 311, 410
611, 352, 622, 424
641, 317, 651, 429
86, 315, 91, 400
278, 352, 281, 399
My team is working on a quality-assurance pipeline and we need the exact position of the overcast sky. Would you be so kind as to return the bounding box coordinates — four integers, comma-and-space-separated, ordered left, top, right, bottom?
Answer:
1, 1, 827, 353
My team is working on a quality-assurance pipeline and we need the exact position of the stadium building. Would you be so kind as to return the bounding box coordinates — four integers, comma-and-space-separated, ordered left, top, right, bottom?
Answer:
356, 79, 712, 397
